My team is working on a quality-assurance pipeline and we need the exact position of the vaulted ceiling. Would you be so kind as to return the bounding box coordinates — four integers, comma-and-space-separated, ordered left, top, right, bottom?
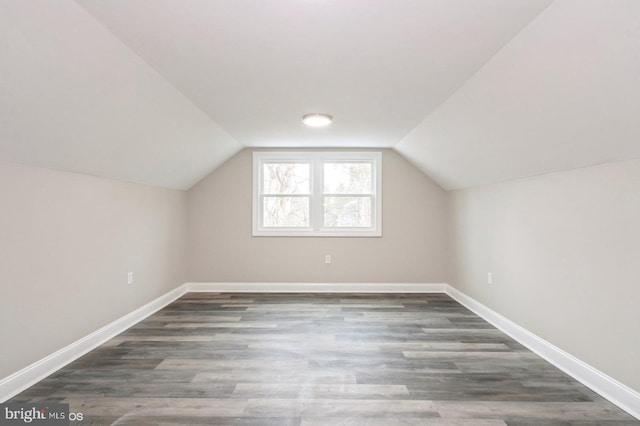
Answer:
1, 1, 639, 190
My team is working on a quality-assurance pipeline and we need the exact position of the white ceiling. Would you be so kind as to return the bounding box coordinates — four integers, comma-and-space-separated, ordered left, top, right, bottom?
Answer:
75, 0, 552, 150
2, 1, 639, 190
396, 0, 640, 189
0, 1, 241, 190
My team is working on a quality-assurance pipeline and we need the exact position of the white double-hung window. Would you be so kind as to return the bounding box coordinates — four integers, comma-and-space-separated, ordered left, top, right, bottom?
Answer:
253, 151, 382, 237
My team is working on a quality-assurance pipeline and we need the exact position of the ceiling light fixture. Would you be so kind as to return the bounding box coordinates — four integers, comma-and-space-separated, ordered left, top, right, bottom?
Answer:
302, 113, 333, 127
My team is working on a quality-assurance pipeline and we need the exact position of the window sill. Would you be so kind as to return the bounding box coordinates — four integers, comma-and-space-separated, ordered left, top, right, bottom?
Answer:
252, 229, 382, 238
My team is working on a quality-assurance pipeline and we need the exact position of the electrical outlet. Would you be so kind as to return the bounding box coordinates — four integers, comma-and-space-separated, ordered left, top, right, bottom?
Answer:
128, 272, 134, 285
325, 255, 332, 264
487, 272, 493, 285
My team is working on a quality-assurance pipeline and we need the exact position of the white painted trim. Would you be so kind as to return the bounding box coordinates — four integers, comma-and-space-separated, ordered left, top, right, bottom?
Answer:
186, 282, 447, 293
252, 151, 383, 237
0, 282, 442, 402
0, 284, 189, 403
445, 285, 640, 421
2, 281, 638, 422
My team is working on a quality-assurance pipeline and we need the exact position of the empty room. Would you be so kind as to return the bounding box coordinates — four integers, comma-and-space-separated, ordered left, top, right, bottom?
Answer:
1, 0, 639, 424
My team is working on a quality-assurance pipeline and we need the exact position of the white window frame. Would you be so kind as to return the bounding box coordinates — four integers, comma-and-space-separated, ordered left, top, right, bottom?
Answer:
253, 151, 382, 237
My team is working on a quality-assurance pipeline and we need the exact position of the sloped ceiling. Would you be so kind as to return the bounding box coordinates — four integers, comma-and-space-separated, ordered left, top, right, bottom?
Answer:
396, 0, 640, 189
75, 0, 551, 150
2, 1, 639, 190
0, 1, 241, 190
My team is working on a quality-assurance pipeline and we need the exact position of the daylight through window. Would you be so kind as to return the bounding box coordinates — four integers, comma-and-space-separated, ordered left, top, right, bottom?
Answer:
253, 152, 382, 237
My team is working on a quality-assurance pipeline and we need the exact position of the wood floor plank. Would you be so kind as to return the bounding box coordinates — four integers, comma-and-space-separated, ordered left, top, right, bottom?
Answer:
192, 370, 358, 385
301, 419, 507, 426
62, 397, 248, 417
434, 401, 635, 421
233, 383, 410, 398
244, 398, 440, 418
7, 293, 638, 424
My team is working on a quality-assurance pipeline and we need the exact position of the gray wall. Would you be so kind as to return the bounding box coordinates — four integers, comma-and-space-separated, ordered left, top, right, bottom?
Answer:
0, 161, 188, 379
5, 147, 638, 398
447, 158, 640, 392
187, 149, 448, 283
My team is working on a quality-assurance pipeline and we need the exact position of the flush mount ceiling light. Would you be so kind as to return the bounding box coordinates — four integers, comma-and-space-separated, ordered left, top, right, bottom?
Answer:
302, 113, 333, 127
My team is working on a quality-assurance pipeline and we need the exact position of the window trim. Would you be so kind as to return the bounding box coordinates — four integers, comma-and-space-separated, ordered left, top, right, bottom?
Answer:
252, 151, 382, 237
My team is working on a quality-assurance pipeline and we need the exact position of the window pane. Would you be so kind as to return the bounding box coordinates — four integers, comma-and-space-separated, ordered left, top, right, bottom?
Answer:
263, 197, 310, 227
323, 196, 372, 227
323, 163, 372, 194
263, 163, 310, 194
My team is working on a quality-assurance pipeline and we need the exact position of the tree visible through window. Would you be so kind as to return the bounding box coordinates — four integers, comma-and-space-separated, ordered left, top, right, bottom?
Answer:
323, 163, 373, 228
262, 163, 310, 228
253, 152, 382, 237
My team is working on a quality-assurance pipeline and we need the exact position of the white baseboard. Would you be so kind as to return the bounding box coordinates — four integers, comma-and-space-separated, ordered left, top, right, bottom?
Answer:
2, 281, 638, 421
186, 282, 447, 293
445, 285, 640, 421
0, 284, 189, 403
0, 282, 442, 402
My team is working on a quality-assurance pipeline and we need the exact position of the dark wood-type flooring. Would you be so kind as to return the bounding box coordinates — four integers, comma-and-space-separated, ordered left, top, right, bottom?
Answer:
9, 293, 639, 425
